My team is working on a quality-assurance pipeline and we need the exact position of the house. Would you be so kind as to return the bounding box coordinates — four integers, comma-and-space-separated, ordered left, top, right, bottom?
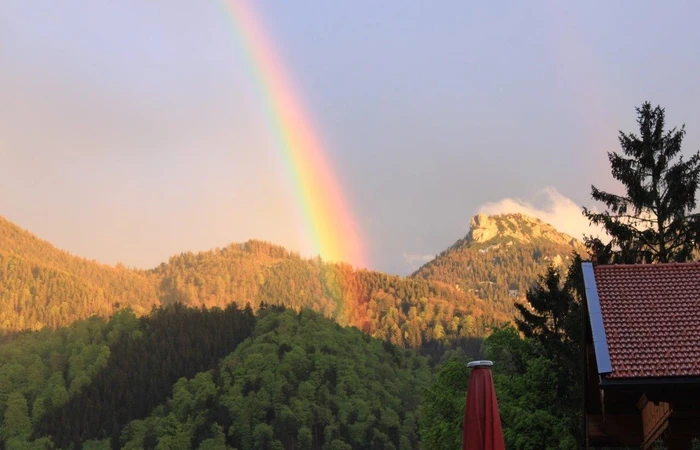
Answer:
582, 261, 700, 449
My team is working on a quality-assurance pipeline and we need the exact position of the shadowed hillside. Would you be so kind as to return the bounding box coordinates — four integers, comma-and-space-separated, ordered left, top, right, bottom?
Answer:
3, 306, 430, 449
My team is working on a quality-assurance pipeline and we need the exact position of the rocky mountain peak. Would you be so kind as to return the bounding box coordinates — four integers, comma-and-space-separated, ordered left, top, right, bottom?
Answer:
468, 213, 584, 250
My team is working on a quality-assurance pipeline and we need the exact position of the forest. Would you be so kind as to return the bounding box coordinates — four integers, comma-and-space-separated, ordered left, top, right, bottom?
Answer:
0, 304, 429, 449
1, 213, 579, 365
0, 205, 618, 449
0, 299, 584, 450
0, 212, 580, 347
3, 103, 700, 448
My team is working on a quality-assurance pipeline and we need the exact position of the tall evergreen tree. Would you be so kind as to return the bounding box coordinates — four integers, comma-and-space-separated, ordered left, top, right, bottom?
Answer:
514, 255, 585, 447
583, 102, 700, 263
514, 255, 583, 359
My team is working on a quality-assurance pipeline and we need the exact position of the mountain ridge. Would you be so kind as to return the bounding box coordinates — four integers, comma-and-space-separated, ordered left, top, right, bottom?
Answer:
0, 216, 159, 329
0, 212, 585, 346
0, 216, 504, 352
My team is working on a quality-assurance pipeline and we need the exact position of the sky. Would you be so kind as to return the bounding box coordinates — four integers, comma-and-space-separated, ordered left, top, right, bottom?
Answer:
2, 1, 700, 275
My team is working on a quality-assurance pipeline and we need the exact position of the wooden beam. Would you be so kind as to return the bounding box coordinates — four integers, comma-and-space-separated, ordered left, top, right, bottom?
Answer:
637, 393, 672, 450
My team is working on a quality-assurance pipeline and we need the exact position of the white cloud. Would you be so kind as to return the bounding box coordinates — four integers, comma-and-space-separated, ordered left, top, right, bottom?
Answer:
477, 187, 607, 241
402, 252, 436, 270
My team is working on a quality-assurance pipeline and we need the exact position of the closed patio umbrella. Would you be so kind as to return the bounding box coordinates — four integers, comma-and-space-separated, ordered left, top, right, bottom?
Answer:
462, 360, 505, 450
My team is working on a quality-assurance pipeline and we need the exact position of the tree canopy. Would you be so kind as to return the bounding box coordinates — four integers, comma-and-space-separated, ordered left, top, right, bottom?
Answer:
119, 307, 431, 450
419, 325, 580, 450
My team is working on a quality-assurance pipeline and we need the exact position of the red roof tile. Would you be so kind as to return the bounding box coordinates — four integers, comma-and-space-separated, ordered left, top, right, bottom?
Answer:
594, 262, 700, 379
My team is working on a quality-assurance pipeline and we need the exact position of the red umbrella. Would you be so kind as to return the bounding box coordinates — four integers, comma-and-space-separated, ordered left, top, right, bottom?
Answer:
462, 360, 505, 450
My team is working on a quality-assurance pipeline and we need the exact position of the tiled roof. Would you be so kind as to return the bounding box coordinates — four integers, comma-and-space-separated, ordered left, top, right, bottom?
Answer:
593, 262, 700, 379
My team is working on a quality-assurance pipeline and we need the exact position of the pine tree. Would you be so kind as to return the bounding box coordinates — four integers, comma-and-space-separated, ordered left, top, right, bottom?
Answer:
514, 258, 582, 359
514, 255, 585, 446
583, 102, 700, 263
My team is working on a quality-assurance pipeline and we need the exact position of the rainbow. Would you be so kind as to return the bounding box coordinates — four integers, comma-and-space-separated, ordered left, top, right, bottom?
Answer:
217, 0, 365, 268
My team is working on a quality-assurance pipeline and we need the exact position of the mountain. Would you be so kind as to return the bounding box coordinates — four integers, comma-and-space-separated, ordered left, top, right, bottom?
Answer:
0, 217, 159, 330
412, 213, 588, 318
1, 213, 586, 349
0, 214, 591, 448
0, 217, 505, 352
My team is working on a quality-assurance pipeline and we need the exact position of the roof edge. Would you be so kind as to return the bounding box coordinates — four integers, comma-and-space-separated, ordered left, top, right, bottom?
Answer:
595, 261, 700, 269
582, 262, 612, 375
600, 375, 700, 388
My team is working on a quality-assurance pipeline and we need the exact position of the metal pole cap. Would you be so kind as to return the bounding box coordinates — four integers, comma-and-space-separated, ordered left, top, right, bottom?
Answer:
467, 360, 494, 368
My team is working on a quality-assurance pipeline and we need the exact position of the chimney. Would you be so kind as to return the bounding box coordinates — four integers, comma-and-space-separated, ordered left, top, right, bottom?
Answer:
592, 253, 598, 267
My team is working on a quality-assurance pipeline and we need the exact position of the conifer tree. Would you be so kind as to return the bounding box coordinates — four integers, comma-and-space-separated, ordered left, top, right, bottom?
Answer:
514, 255, 585, 445
514, 255, 583, 361
583, 102, 700, 263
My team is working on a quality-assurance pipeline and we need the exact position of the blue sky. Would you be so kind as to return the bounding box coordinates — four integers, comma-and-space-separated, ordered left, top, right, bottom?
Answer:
2, 1, 700, 274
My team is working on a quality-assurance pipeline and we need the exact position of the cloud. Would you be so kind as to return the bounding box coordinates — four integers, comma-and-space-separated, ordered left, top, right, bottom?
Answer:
477, 187, 607, 241
402, 251, 436, 270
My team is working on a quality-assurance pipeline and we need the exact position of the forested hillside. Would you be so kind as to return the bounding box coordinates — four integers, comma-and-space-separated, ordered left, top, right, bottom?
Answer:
0, 213, 610, 449
0, 217, 159, 330
1, 305, 430, 449
0, 217, 507, 352
153, 240, 502, 351
0, 304, 255, 449
0, 212, 589, 362
413, 213, 587, 318
117, 307, 431, 450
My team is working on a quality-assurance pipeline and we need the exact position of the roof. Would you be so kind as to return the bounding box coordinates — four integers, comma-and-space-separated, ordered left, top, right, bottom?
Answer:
582, 262, 700, 379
